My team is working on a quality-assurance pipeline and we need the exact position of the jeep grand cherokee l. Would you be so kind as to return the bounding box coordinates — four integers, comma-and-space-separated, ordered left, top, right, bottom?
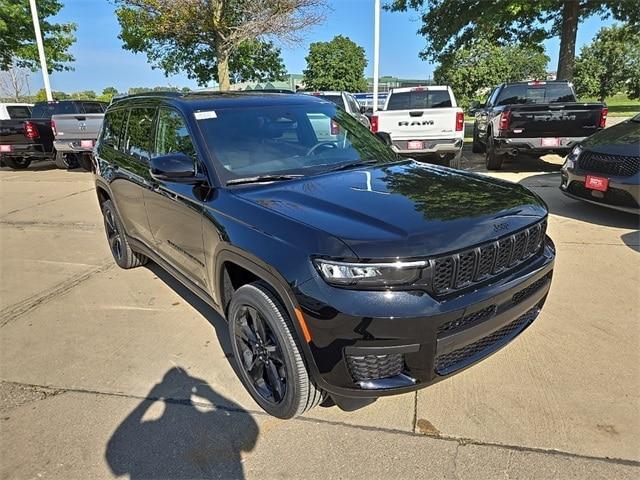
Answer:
93, 91, 555, 419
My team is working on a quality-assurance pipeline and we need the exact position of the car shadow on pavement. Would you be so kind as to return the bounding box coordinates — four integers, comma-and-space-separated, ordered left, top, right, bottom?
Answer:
517, 172, 640, 232
106, 367, 259, 480
461, 148, 563, 173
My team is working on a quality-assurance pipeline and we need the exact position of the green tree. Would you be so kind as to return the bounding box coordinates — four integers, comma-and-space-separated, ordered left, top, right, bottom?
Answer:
98, 86, 119, 102
35, 88, 69, 101
303, 35, 368, 91
573, 24, 640, 101
387, 0, 639, 81
114, 0, 324, 91
434, 40, 549, 109
0, 0, 76, 72
70, 90, 97, 100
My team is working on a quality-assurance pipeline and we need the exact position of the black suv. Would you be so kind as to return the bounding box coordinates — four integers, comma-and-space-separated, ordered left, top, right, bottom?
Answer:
94, 92, 555, 419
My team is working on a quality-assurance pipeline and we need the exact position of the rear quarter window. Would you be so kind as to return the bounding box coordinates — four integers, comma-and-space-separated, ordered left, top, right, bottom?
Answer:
386, 90, 452, 110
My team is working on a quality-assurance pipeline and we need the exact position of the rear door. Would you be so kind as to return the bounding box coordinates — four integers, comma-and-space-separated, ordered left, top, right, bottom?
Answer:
109, 106, 156, 245
144, 107, 207, 288
379, 88, 457, 140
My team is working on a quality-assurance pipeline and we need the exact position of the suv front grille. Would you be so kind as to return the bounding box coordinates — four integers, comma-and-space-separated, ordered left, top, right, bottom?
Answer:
578, 151, 639, 177
430, 220, 547, 295
346, 353, 404, 382
435, 307, 539, 375
437, 304, 497, 335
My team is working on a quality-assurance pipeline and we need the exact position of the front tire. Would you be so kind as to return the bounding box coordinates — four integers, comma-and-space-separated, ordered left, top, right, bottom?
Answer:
4, 157, 31, 170
228, 282, 325, 419
485, 134, 504, 170
101, 200, 148, 269
472, 123, 485, 153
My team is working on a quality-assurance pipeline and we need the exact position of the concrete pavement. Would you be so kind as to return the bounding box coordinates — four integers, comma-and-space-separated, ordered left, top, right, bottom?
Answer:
0, 154, 638, 479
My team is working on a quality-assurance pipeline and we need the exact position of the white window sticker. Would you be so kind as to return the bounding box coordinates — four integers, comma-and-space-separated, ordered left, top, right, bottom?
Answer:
194, 110, 217, 120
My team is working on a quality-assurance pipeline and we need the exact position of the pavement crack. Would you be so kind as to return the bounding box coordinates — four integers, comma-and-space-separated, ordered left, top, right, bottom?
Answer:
2, 379, 638, 468
0, 187, 95, 219
451, 442, 461, 480
0, 219, 100, 231
0, 262, 114, 327
412, 391, 418, 433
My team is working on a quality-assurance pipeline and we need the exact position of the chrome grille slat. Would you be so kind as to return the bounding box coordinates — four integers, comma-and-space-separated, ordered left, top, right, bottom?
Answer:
430, 220, 547, 295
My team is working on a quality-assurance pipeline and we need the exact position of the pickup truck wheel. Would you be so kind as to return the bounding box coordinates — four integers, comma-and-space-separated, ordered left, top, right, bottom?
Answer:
228, 282, 325, 419
101, 200, 148, 269
54, 152, 78, 169
472, 125, 485, 153
4, 157, 31, 170
78, 154, 93, 172
485, 135, 504, 170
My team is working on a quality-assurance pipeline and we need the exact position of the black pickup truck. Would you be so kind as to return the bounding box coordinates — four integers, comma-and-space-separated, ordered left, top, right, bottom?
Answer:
0, 100, 106, 169
470, 81, 607, 170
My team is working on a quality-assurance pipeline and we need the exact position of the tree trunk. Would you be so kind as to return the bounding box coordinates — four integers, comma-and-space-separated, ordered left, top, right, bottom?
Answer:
217, 49, 231, 91
556, 0, 579, 80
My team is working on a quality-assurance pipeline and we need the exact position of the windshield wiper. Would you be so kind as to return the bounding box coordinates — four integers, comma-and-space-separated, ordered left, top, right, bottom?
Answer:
226, 174, 303, 186
323, 159, 381, 173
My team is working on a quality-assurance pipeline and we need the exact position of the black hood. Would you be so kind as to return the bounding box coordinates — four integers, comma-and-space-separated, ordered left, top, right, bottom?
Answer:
582, 117, 640, 157
234, 162, 547, 259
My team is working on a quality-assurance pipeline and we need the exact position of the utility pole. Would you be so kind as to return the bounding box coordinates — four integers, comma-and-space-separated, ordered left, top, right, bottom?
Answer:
372, 0, 380, 112
29, 0, 53, 101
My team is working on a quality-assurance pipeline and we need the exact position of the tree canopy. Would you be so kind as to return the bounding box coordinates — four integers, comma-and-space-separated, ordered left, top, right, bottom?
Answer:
0, 0, 76, 72
434, 40, 549, 108
303, 35, 368, 92
387, 0, 639, 80
114, 0, 324, 90
573, 24, 640, 101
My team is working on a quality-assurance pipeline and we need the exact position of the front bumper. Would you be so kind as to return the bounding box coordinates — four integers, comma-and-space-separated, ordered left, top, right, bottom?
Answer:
496, 136, 585, 155
392, 138, 463, 155
295, 238, 555, 399
560, 165, 640, 213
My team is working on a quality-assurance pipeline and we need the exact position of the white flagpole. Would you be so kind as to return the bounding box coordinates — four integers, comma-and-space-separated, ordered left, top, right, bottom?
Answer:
373, 0, 380, 112
29, 0, 53, 101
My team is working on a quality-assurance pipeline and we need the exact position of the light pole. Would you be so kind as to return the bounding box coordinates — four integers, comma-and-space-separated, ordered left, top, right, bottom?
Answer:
29, 0, 53, 101
372, 0, 380, 112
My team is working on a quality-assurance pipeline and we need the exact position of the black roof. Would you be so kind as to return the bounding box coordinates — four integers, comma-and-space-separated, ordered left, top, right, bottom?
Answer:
110, 90, 323, 111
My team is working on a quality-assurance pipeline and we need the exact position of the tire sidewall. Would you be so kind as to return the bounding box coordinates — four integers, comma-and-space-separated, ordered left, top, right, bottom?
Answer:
101, 200, 130, 268
228, 285, 305, 419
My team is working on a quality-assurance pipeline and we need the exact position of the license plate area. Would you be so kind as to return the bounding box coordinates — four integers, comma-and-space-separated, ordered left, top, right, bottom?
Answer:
541, 138, 560, 147
80, 140, 94, 148
407, 140, 424, 150
585, 175, 609, 192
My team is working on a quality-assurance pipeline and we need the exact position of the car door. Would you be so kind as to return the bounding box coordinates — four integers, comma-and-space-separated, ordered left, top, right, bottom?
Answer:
143, 106, 207, 289
107, 106, 155, 246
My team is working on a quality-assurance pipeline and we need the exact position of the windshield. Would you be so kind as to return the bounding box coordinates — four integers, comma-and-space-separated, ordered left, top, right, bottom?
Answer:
386, 90, 452, 110
196, 103, 399, 183
6, 106, 32, 119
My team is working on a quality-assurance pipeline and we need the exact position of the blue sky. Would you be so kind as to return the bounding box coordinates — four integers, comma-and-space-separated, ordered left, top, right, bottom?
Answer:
29, 0, 613, 94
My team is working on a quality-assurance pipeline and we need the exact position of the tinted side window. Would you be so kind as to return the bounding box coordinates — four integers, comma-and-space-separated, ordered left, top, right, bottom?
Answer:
496, 83, 576, 106
318, 95, 344, 108
123, 107, 156, 162
101, 109, 127, 150
154, 108, 197, 161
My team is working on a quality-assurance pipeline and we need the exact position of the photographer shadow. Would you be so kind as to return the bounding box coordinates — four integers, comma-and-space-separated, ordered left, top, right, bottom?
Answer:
106, 367, 259, 480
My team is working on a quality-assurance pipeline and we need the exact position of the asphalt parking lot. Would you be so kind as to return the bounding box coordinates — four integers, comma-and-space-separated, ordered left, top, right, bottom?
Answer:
0, 149, 639, 479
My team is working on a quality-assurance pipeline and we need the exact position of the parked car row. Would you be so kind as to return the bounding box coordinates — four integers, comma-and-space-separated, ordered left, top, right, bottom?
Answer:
0, 100, 106, 170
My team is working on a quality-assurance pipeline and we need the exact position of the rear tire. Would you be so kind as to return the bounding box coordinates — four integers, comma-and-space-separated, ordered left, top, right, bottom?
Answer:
54, 152, 78, 169
101, 200, 148, 269
228, 282, 325, 419
78, 154, 93, 172
472, 124, 485, 153
4, 157, 31, 170
485, 134, 504, 170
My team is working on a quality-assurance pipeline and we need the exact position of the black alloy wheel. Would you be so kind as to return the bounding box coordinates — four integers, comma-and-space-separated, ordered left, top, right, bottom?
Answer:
233, 305, 287, 404
101, 200, 148, 269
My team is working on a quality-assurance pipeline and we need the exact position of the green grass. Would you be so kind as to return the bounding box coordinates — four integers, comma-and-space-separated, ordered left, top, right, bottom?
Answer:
583, 94, 640, 117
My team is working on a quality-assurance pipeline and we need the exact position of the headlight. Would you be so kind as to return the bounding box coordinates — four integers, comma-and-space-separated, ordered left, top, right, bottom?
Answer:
563, 144, 582, 169
314, 259, 428, 288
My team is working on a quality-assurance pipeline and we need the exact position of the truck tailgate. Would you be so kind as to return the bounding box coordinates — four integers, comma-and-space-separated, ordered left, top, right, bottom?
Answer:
508, 104, 603, 138
52, 114, 104, 141
378, 108, 459, 140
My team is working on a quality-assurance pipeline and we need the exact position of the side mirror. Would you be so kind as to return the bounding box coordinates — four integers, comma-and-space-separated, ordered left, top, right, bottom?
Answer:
375, 131, 392, 146
360, 105, 367, 114
149, 153, 205, 183
468, 100, 484, 115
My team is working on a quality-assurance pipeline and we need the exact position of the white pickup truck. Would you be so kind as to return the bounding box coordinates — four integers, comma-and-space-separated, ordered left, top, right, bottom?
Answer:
371, 86, 464, 168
